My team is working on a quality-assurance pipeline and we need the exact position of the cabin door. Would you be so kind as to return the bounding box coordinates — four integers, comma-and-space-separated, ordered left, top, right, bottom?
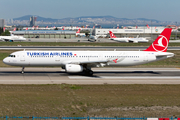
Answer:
20, 52, 25, 61
144, 53, 148, 61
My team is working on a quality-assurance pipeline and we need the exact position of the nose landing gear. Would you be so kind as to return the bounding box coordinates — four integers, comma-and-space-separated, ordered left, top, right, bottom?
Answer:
21, 67, 25, 74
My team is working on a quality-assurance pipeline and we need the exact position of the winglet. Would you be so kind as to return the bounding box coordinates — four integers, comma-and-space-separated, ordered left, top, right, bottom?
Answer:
144, 28, 172, 52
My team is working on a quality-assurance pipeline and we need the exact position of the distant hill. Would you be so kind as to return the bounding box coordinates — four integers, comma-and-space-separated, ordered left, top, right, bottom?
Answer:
13, 15, 59, 22
13, 15, 160, 22
12, 15, 175, 26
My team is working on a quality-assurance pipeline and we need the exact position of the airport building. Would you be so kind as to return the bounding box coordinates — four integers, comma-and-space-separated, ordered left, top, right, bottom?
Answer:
93, 28, 165, 40
12, 30, 76, 39
0, 19, 5, 28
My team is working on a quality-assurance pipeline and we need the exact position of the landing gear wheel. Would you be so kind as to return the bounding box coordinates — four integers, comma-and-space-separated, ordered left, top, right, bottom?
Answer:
89, 70, 93, 76
83, 65, 93, 76
21, 67, 25, 74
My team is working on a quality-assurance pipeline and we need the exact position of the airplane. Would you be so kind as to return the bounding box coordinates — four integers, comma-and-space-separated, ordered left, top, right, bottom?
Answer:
88, 35, 98, 41
13, 27, 16, 31
109, 31, 149, 43
3, 28, 174, 76
0, 33, 26, 42
76, 28, 85, 37
88, 28, 98, 41
147, 24, 150, 29
76, 28, 81, 35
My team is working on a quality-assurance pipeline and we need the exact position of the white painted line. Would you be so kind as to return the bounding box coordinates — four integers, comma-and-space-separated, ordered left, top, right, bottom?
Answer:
91, 70, 180, 72
62, 69, 180, 72
68, 76, 180, 79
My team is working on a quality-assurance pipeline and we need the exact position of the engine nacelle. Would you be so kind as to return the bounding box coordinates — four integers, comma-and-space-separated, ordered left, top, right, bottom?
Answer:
133, 41, 138, 43
65, 64, 83, 73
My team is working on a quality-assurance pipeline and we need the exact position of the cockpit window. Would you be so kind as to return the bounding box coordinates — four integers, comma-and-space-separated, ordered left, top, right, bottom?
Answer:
8, 55, 16, 57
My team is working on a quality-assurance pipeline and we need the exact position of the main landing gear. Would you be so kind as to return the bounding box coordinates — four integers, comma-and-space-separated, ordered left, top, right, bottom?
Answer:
21, 67, 25, 74
84, 69, 93, 76
83, 65, 93, 76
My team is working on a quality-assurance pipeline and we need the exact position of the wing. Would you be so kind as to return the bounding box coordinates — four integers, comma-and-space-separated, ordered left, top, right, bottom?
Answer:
129, 40, 138, 43
71, 60, 108, 64
63, 60, 109, 67
0, 38, 10, 42
0, 37, 13, 41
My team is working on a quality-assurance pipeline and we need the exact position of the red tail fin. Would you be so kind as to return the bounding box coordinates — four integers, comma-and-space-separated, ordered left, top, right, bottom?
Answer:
109, 31, 117, 38
76, 28, 81, 33
13, 27, 16, 31
144, 28, 172, 52
147, 24, 150, 29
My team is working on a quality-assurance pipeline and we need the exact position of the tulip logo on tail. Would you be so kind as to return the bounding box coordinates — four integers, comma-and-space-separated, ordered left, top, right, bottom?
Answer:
109, 31, 117, 38
144, 28, 172, 52
152, 35, 168, 52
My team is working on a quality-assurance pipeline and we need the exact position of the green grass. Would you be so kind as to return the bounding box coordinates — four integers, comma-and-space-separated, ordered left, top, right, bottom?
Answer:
0, 84, 180, 117
0, 42, 180, 46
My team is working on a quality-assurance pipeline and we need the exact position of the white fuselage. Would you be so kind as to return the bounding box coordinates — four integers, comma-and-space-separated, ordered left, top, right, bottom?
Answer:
0, 36, 26, 42
109, 38, 149, 43
3, 50, 174, 67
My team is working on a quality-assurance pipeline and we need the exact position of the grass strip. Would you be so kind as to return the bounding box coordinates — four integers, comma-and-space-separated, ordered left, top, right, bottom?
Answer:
0, 84, 180, 117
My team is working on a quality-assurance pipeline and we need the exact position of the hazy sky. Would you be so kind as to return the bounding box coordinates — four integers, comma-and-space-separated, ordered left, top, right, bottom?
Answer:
0, 0, 179, 21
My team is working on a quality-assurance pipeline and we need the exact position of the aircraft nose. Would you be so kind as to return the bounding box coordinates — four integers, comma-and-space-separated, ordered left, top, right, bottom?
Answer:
3, 57, 9, 64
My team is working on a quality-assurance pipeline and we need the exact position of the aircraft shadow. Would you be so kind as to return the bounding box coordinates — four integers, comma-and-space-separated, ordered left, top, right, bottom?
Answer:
0, 71, 160, 77
68, 71, 160, 77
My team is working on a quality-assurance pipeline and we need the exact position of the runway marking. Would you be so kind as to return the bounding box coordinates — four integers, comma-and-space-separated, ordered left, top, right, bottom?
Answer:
91, 70, 180, 72
68, 76, 180, 79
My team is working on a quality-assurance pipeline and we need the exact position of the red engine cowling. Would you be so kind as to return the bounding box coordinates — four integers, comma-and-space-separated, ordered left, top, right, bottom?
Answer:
65, 64, 83, 73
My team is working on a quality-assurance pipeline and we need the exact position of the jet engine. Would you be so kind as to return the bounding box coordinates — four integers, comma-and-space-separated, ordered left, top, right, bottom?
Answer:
133, 41, 138, 43
65, 64, 83, 73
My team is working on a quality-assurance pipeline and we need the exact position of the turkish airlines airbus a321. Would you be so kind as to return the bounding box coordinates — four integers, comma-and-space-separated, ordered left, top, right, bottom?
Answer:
109, 30, 149, 43
3, 28, 174, 75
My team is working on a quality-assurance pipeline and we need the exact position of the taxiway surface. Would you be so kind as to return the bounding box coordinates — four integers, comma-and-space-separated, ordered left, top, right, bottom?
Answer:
0, 67, 180, 84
